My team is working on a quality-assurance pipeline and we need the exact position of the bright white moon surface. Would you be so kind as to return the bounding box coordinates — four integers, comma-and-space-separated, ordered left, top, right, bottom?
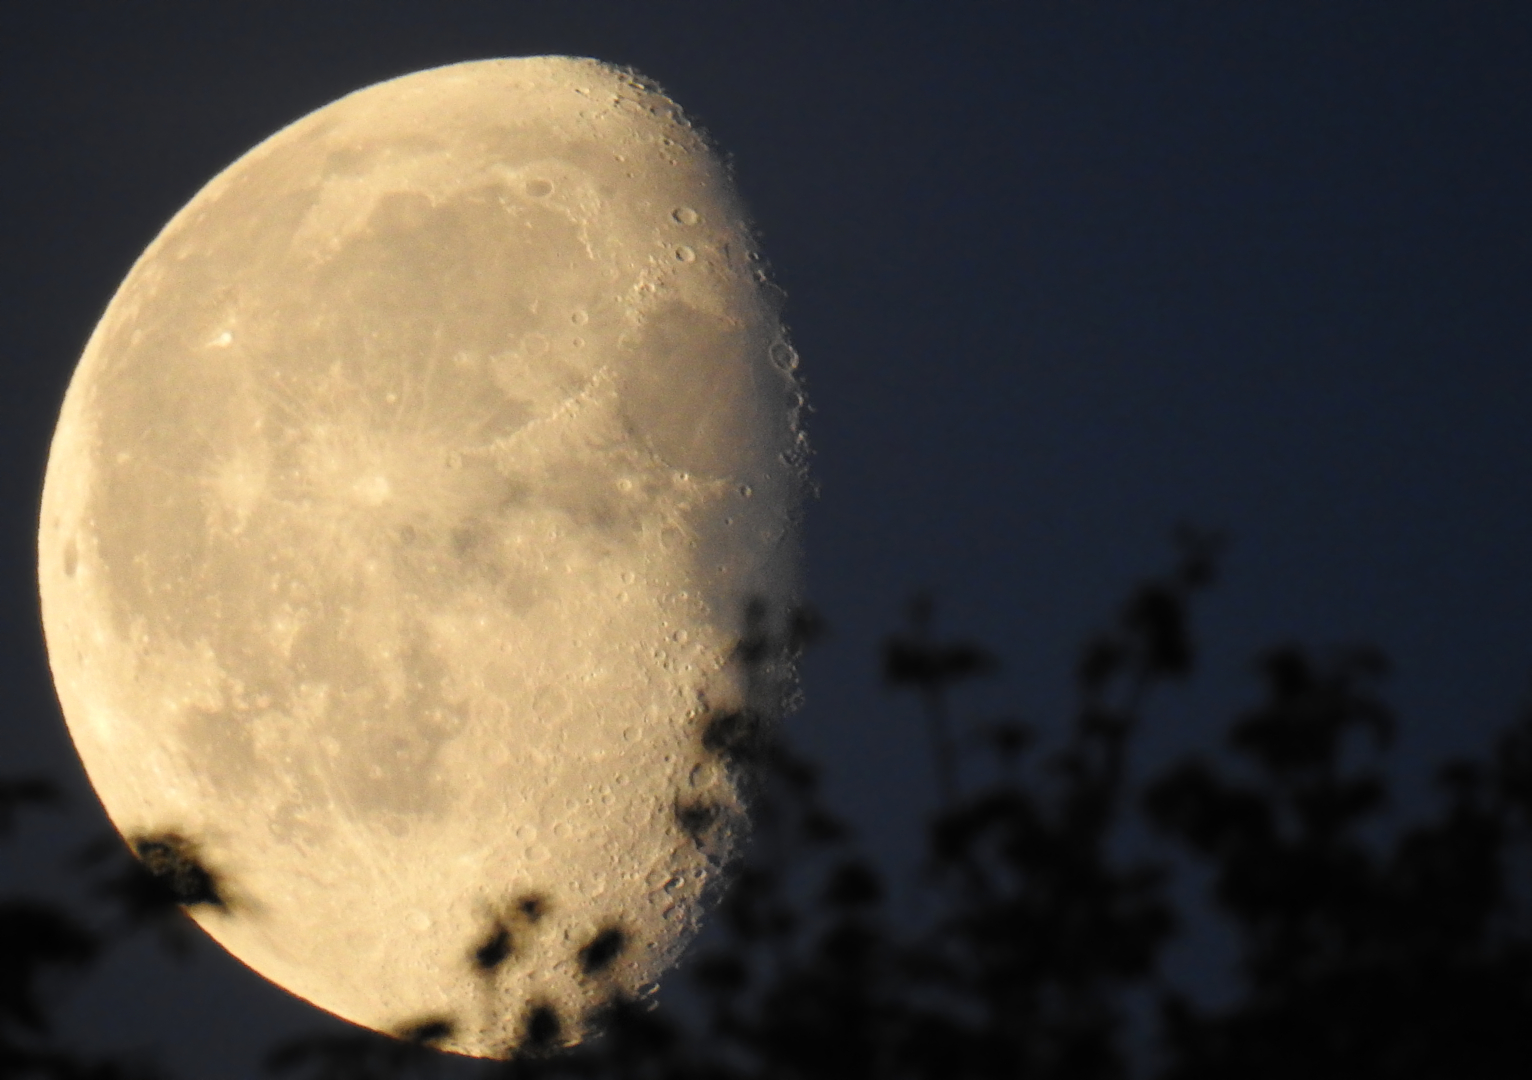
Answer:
37, 57, 805, 1058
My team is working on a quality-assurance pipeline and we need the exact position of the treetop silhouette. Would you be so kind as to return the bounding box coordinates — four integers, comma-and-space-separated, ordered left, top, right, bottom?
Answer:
6, 531, 1532, 1078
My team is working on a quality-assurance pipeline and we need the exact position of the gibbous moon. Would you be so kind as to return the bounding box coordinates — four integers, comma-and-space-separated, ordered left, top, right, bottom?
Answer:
37, 58, 805, 1057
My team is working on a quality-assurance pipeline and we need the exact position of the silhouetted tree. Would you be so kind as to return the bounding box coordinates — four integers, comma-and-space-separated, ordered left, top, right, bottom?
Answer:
1145, 643, 1532, 1079
890, 529, 1222, 1080
10, 531, 1532, 1079
0, 778, 166, 1079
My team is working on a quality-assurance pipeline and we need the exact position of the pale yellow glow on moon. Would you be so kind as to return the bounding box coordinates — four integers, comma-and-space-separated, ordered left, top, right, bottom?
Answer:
37, 57, 805, 1057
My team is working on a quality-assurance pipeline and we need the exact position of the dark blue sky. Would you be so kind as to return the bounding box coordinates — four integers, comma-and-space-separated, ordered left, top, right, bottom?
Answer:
4, 3, 1532, 1075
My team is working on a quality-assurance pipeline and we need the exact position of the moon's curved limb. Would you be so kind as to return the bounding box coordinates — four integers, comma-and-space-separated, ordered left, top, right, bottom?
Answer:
38, 57, 805, 1058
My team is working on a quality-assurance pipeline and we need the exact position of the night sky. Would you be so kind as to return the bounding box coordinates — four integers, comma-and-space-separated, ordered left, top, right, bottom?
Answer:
4, 3, 1532, 1076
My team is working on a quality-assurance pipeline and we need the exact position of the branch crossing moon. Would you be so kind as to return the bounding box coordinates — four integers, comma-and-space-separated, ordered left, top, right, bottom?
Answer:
37, 57, 806, 1058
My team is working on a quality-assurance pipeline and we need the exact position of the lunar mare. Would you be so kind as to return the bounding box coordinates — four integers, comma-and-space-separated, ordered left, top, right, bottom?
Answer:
37, 58, 805, 1057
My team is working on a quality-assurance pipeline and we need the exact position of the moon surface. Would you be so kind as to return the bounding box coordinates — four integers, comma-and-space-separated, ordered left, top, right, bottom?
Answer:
37, 57, 805, 1057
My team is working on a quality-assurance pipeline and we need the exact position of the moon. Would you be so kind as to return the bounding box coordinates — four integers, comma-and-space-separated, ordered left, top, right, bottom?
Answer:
37, 57, 805, 1058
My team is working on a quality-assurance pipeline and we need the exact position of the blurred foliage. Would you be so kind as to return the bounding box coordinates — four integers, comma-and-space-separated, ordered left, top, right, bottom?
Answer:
7, 531, 1532, 1077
